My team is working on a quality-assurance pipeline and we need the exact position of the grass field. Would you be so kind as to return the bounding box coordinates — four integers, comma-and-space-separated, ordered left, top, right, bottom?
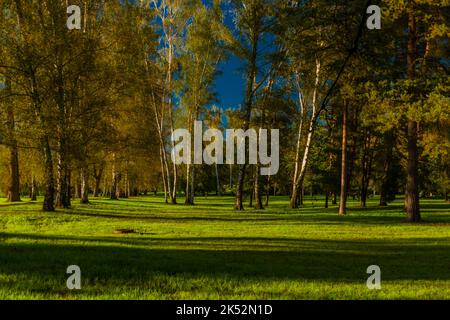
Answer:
0, 195, 449, 300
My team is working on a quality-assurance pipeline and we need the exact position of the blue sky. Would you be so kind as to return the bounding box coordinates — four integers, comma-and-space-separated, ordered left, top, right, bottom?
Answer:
213, 7, 245, 111
212, 3, 277, 112
214, 55, 245, 110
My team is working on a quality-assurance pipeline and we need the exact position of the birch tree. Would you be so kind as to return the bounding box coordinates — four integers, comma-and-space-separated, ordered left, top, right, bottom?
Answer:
179, 1, 228, 205
152, 0, 191, 204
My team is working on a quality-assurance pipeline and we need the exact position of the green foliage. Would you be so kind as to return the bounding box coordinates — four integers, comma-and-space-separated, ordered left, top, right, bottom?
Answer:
0, 0, 448, 205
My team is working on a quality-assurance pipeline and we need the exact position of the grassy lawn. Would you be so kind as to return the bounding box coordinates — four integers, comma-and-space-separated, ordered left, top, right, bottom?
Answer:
0, 195, 449, 300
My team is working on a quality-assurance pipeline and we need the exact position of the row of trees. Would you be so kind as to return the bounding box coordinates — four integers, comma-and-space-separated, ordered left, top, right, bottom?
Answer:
0, 0, 448, 222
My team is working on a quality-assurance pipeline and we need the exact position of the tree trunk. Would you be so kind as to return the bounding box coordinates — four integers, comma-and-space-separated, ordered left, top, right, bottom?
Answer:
123, 168, 129, 198
235, 28, 259, 211
405, 120, 420, 221
54, 51, 70, 209
160, 143, 169, 203
300, 184, 304, 206
185, 157, 195, 205
185, 110, 195, 205
265, 176, 270, 207
145, 30, 170, 205
339, 102, 349, 215
31, 176, 37, 201
290, 99, 304, 208
80, 166, 89, 204
290, 59, 321, 209
229, 164, 233, 192
67, 170, 72, 203
55, 143, 70, 208
235, 165, 246, 210
215, 163, 221, 196
254, 165, 264, 209
167, 41, 178, 205
5, 79, 21, 202
7, 145, 21, 202
360, 131, 369, 208
248, 188, 253, 207
185, 164, 193, 204
290, 181, 300, 208
93, 166, 103, 197
111, 154, 118, 200
360, 184, 367, 208
190, 165, 195, 204
379, 187, 388, 206
405, 11, 421, 222
347, 114, 359, 202
74, 176, 80, 199
42, 136, 55, 212
379, 131, 394, 206
362, 136, 376, 208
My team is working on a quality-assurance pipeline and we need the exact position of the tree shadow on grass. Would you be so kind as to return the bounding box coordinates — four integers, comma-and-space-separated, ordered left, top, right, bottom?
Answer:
346, 203, 450, 213
0, 232, 449, 288
0, 201, 38, 208
60, 210, 284, 223
58, 207, 450, 225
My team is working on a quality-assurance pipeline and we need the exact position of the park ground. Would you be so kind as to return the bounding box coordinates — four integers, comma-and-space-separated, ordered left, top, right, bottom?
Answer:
0, 195, 449, 300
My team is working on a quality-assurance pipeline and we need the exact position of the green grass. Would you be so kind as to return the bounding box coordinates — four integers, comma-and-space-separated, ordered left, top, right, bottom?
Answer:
0, 195, 449, 300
